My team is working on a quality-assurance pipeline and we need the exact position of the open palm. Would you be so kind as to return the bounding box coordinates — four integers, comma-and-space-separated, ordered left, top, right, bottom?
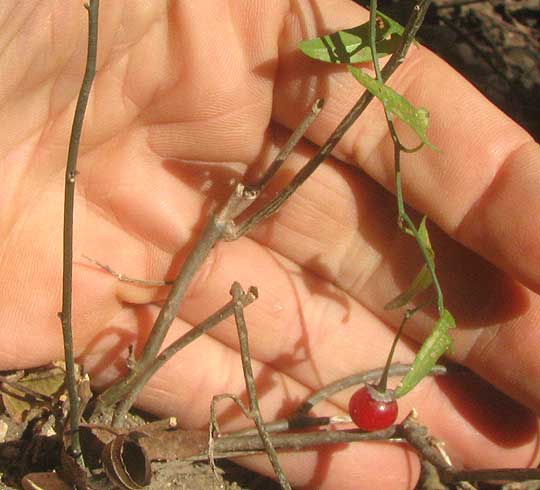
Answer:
1, 1, 540, 489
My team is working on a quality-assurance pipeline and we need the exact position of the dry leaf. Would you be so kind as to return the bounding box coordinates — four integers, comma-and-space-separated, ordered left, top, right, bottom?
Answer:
22, 472, 73, 490
1, 363, 71, 423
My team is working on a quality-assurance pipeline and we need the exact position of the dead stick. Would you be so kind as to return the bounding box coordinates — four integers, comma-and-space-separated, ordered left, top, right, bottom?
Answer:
59, 0, 99, 461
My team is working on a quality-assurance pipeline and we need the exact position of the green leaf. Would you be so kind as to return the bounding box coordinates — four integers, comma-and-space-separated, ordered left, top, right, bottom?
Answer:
298, 11, 404, 64
385, 217, 434, 309
394, 309, 456, 398
348, 66, 441, 151
417, 216, 432, 251
385, 264, 433, 309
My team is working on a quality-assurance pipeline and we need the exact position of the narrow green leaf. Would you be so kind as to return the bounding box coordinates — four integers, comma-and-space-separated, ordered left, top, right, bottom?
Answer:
385, 217, 434, 309
417, 216, 432, 250
394, 309, 456, 398
385, 264, 432, 309
348, 66, 441, 151
298, 11, 404, 64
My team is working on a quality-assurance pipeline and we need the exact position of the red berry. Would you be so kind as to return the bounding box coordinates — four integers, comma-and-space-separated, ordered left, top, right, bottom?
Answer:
349, 385, 398, 431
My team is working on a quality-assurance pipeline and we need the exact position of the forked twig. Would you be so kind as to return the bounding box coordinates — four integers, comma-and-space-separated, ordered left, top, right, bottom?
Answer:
98, 0, 430, 419
226, 0, 432, 241
96, 99, 323, 416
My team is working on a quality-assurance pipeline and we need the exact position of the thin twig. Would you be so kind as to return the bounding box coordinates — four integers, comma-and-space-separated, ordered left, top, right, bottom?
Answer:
398, 410, 453, 471
229, 282, 291, 490
59, 0, 99, 461
96, 214, 224, 411
246, 99, 324, 193
208, 393, 252, 481
82, 255, 172, 287
0, 375, 53, 403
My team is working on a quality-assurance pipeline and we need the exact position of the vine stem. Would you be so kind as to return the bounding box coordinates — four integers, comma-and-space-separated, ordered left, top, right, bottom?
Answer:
60, 0, 99, 462
368, 0, 444, 315
365, 0, 444, 393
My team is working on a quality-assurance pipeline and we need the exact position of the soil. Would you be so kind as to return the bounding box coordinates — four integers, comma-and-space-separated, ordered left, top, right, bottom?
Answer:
0, 2, 538, 489
370, 0, 540, 139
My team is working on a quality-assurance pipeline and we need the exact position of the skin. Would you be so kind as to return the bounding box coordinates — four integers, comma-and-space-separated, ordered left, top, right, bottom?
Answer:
1, 1, 540, 488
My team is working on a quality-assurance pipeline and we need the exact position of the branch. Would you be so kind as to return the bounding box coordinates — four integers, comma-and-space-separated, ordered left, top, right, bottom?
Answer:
95, 100, 323, 415
96, 0, 432, 424
228, 0, 432, 240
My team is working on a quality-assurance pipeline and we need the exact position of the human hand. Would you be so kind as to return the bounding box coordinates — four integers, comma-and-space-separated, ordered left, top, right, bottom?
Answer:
1, 1, 539, 489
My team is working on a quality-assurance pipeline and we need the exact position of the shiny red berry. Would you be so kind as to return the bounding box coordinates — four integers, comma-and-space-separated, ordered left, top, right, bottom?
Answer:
349, 385, 398, 431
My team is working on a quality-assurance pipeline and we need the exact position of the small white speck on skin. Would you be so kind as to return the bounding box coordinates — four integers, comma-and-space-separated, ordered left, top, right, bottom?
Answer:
272, 302, 284, 314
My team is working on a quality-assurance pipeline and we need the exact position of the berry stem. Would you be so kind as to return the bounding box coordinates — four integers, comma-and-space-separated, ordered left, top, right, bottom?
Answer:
376, 301, 431, 393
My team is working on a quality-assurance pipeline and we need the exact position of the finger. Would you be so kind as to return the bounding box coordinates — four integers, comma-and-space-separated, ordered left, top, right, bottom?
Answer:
272, 0, 540, 294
